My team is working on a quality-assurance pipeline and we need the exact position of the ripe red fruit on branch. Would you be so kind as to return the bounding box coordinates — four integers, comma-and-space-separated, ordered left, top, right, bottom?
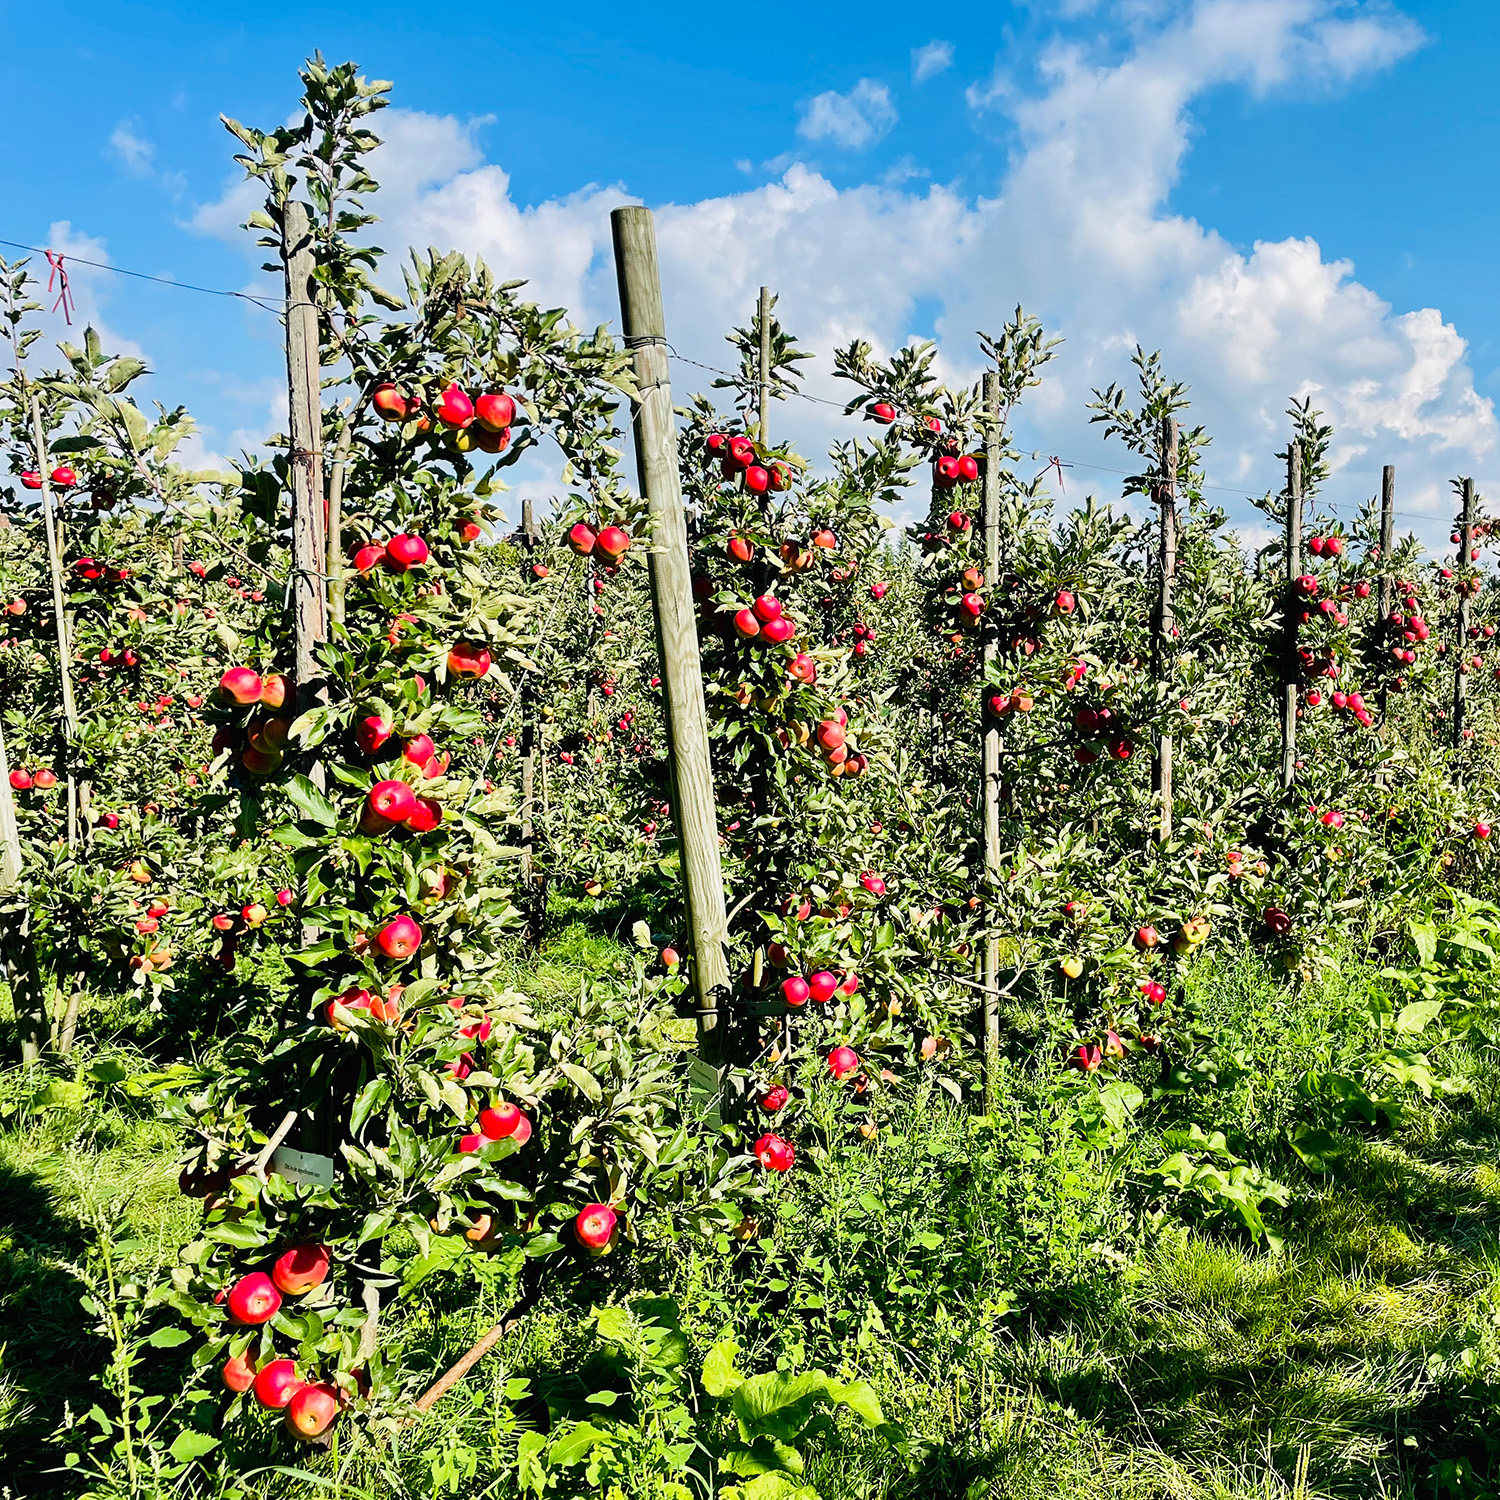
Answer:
782, 976, 811, 1007
272, 1243, 331, 1296
1135, 925, 1160, 950
1475, 822, 1491, 840
385, 533, 429, 570
20, 471, 41, 489
474, 391, 516, 431
51, 465, 76, 488
372, 383, 407, 420
223, 1350, 257, 1392
760, 1085, 789, 1113
861, 872, 887, 896
754, 1133, 795, 1171
745, 465, 771, 494
596, 526, 631, 560
252, 1358, 302, 1409
1054, 590, 1075, 615
375, 915, 422, 960
752, 595, 783, 624
734, 608, 761, 639
1296, 575, 1319, 596
356, 715, 394, 754
218, 667, 263, 706
761, 617, 796, 644
259, 674, 290, 711
568, 522, 597, 556
403, 734, 436, 767
285, 1382, 340, 1439
353, 542, 386, 572
808, 971, 838, 1003
1263, 907, 1292, 936
367, 780, 418, 825
480, 1102, 528, 1140
9, 769, 32, 790
728, 435, 756, 469
406, 796, 442, 832
435, 383, 475, 428
448, 642, 491, 678
867, 401, 896, 424
729, 535, 754, 563
957, 455, 980, 483
787, 653, 817, 684
935, 455, 963, 488
815, 721, 845, 752
828, 1045, 859, 1080
575, 1203, 617, 1251
226, 1272, 281, 1325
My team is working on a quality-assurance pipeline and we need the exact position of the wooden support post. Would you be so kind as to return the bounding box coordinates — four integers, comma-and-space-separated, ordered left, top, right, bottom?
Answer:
281, 200, 328, 717
1280, 441, 1303, 790
980, 372, 1002, 1113
757, 286, 772, 446
517, 499, 544, 948
327, 419, 354, 627
1454, 477, 1475, 748
29, 395, 82, 850
611, 206, 732, 1058
1377, 466, 1395, 620
1152, 417, 1179, 843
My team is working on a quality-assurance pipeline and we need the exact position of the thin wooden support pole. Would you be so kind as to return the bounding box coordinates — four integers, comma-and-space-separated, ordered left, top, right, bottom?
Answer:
1152, 417, 1178, 843
1454, 477, 1475, 748
1280, 441, 1303, 790
980, 372, 1003, 1112
757, 286, 772, 445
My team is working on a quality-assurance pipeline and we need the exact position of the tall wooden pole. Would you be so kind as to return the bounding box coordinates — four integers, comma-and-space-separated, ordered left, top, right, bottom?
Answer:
757, 286, 772, 445
1280, 442, 1303, 790
611, 207, 732, 1056
980, 372, 1002, 1112
1454, 477, 1475, 748
282, 200, 328, 717
1152, 417, 1179, 843
30, 395, 81, 850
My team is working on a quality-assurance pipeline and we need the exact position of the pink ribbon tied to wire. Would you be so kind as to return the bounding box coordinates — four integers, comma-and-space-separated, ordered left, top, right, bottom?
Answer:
46, 250, 74, 325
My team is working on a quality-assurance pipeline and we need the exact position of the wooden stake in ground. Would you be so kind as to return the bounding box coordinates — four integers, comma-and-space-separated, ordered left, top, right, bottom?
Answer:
610, 206, 732, 1058
517, 498, 545, 947
758, 286, 772, 446
979, 371, 1003, 1113
281, 200, 328, 716
1280, 441, 1303, 790
1454, 477, 1475, 748
1152, 417, 1179, 843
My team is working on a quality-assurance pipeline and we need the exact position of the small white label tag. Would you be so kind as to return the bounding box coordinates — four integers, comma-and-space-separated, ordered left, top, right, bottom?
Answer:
270, 1145, 336, 1189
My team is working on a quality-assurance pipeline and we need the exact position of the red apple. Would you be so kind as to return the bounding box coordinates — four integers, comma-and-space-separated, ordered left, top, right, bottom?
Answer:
808, 971, 838, 1003
761, 617, 795, 645
9, 769, 33, 791
285, 1381, 340, 1439
403, 734, 436, 767
252, 1358, 302, 1410
218, 667, 263, 706
574, 1203, 617, 1251
372, 383, 407, 421
595, 526, 631, 560
51, 465, 76, 488
868, 402, 896, 423
385, 533, 429, 570
356, 715, 394, 754
367, 780, 418, 825
375, 914, 422, 960
259, 674, 290, 711
1475, 822, 1491, 840
733, 608, 760, 639
568, 522, 597, 556
752, 595, 782, 624
828, 1045, 859, 1080
223, 1349, 257, 1392
435, 383, 474, 428
474, 391, 516, 432
754, 1133, 795, 1171
226, 1272, 281, 1325
272, 1243, 331, 1296
1135, 925, 1160, 949
353, 543, 387, 573
729, 535, 754, 563
760, 1085, 789, 1113
406, 796, 442, 832
448, 642, 491, 678
861, 873, 887, 896
479, 1103, 526, 1140
781, 976, 810, 1007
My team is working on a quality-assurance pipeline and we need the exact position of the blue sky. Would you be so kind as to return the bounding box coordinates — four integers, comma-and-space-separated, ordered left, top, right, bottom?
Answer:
1, 1, 1495, 541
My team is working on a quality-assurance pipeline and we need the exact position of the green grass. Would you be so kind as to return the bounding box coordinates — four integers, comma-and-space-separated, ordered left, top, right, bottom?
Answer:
3, 920, 1500, 1499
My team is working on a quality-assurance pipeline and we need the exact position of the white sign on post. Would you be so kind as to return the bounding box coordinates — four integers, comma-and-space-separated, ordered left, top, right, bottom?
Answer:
270, 1145, 336, 1189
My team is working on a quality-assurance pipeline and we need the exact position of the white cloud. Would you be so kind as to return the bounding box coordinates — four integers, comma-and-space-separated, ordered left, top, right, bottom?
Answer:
109, 121, 155, 175
797, 80, 898, 150
913, 41, 955, 83
186, 1, 1479, 545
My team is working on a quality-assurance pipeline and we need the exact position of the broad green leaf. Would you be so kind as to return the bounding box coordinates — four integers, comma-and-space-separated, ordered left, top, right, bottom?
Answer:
285, 774, 337, 828
702, 1339, 742, 1397
168, 1431, 219, 1463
